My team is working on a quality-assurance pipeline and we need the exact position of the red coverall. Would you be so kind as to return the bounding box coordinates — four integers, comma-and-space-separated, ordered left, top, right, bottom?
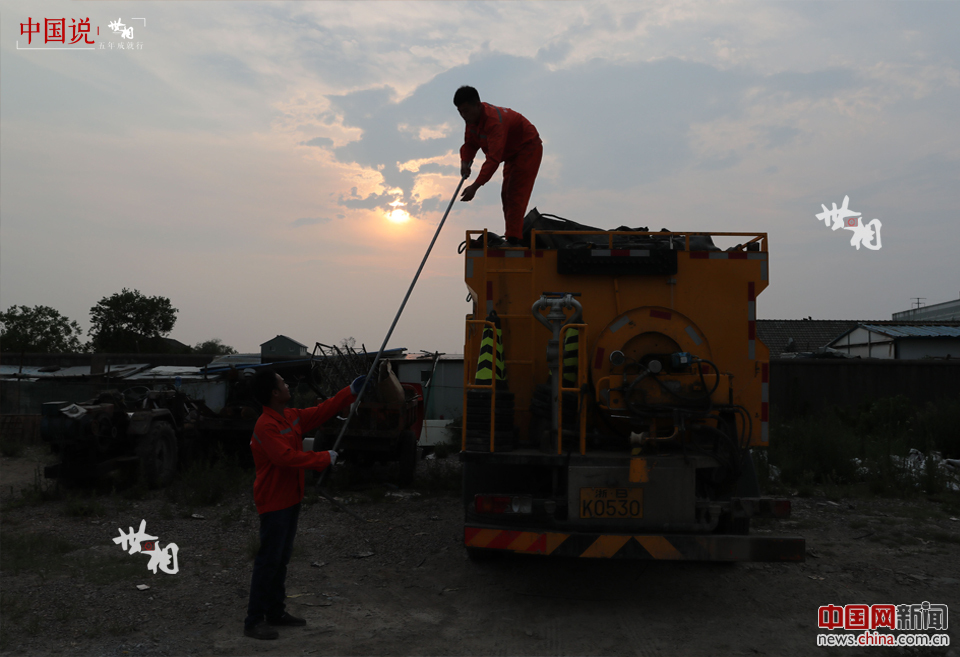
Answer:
250, 386, 356, 514
460, 102, 542, 240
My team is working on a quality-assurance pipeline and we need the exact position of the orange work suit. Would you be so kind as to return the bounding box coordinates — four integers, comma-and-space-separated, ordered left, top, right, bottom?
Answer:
250, 386, 356, 514
460, 102, 542, 240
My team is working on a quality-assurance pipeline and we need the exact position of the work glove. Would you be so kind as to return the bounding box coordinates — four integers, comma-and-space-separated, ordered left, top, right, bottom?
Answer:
327, 450, 338, 466
350, 375, 367, 395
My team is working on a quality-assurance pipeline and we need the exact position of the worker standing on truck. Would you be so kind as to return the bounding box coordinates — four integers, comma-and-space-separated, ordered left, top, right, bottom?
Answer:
243, 369, 365, 640
455, 85, 542, 246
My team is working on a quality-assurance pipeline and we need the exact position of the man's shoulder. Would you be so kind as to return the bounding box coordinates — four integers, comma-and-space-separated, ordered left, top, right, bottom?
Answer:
254, 407, 288, 431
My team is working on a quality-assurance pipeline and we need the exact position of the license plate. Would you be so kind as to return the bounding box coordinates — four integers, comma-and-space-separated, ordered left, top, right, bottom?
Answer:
579, 487, 644, 519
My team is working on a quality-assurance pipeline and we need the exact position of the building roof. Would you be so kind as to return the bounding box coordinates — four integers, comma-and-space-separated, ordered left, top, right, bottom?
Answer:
260, 335, 308, 349
845, 324, 960, 340
756, 320, 863, 358
892, 296, 960, 322
758, 320, 960, 357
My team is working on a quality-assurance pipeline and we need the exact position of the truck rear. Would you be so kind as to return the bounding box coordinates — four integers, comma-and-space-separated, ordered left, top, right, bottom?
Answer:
460, 215, 803, 561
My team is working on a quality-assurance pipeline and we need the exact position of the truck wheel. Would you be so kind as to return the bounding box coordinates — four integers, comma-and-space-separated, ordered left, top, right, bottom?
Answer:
137, 422, 178, 488
397, 430, 417, 487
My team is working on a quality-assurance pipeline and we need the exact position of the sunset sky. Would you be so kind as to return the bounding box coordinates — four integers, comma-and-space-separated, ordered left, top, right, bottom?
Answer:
2, 1, 958, 354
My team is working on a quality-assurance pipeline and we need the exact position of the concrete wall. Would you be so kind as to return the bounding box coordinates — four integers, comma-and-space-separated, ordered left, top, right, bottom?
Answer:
769, 359, 960, 419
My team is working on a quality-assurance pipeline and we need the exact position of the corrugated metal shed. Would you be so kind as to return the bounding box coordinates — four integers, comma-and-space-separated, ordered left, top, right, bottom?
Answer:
860, 325, 960, 338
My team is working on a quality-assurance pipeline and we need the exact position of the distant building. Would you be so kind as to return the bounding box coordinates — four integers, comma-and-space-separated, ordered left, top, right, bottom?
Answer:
828, 324, 960, 359
892, 294, 960, 322
260, 335, 309, 363
756, 320, 862, 358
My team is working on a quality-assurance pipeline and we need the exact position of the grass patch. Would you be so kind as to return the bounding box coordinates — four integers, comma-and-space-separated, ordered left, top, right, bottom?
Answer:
0, 531, 76, 575
0, 431, 25, 457
765, 394, 960, 498
1, 466, 65, 511
416, 461, 461, 494
63, 493, 106, 518
164, 448, 253, 507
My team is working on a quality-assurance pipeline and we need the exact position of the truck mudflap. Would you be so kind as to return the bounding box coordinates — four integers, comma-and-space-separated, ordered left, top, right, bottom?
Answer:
465, 526, 805, 562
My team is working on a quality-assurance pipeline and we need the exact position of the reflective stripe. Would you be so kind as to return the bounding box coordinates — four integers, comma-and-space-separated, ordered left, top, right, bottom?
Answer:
252, 432, 262, 445
610, 316, 630, 333
292, 418, 300, 426
685, 325, 703, 345
562, 328, 579, 384
280, 428, 292, 435
476, 324, 504, 382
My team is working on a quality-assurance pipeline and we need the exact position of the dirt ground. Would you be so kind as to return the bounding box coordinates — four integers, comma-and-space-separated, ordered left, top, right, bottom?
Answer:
2, 445, 959, 657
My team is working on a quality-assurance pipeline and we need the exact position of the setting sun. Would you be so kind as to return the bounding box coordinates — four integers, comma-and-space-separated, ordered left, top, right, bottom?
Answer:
387, 199, 411, 224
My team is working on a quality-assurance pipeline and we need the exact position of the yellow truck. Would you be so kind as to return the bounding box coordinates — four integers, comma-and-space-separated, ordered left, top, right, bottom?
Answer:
460, 212, 803, 561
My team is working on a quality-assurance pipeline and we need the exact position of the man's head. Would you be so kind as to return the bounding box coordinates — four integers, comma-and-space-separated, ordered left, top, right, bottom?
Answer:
454, 85, 483, 125
251, 369, 291, 407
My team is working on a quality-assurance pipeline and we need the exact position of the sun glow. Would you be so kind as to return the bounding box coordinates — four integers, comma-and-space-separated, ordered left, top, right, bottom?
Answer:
386, 199, 410, 224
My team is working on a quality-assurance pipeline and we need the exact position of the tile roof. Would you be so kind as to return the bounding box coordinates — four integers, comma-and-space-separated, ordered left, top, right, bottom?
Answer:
756, 320, 862, 358
758, 320, 960, 357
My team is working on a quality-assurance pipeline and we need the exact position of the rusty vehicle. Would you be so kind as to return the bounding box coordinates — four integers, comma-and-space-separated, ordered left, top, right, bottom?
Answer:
41, 387, 212, 487
459, 210, 803, 562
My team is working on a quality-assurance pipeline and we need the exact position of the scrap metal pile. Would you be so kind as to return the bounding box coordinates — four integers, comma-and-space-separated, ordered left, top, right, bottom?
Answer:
310, 342, 385, 401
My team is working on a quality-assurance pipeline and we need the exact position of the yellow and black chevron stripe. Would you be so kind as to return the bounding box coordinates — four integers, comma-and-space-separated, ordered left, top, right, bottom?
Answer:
562, 327, 579, 384
464, 526, 804, 562
475, 311, 505, 383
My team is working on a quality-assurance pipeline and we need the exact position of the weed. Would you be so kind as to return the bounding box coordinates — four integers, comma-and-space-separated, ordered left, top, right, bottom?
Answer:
767, 395, 960, 498
0, 532, 75, 575
0, 431, 25, 458
164, 447, 253, 507
912, 393, 960, 458
63, 493, 105, 518
1, 466, 65, 511
219, 505, 243, 526
121, 471, 151, 500
417, 461, 461, 493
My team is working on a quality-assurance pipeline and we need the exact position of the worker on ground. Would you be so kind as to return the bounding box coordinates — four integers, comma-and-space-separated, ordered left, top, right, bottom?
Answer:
455, 85, 542, 246
243, 369, 365, 640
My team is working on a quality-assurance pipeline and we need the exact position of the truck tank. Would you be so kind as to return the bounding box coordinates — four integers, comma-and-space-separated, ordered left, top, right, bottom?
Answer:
459, 211, 803, 561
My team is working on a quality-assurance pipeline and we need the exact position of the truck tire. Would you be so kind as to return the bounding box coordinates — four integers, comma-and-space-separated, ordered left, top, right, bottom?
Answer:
137, 421, 178, 488
397, 430, 417, 487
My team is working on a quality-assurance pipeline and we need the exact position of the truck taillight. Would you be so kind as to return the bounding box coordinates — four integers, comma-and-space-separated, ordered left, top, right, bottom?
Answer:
475, 495, 533, 515
773, 499, 791, 518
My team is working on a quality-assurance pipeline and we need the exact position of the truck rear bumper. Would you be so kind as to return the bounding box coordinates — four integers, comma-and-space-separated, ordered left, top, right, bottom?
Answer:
465, 525, 805, 562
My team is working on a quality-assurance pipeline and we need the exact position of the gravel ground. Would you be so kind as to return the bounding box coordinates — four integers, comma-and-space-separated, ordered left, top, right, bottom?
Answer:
2, 449, 960, 657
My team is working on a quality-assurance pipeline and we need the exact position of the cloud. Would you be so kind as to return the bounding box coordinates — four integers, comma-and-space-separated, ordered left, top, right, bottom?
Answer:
301, 137, 333, 148
292, 217, 331, 227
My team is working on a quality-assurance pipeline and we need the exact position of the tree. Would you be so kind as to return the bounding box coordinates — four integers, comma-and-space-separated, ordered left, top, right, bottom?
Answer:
89, 289, 178, 353
193, 338, 238, 355
0, 305, 86, 353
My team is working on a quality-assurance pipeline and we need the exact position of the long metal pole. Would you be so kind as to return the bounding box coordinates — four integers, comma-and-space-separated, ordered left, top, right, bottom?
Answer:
317, 176, 466, 486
